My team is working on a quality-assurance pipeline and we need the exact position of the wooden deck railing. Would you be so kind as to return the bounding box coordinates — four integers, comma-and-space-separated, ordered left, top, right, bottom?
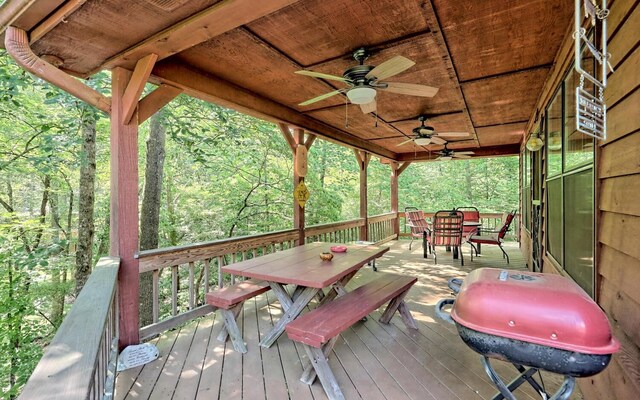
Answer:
367, 212, 397, 243
136, 213, 399, 339
19, 257, 120, 400
398, 211, 521, 241
136, 229, 299, 340
304, 218, 364, 243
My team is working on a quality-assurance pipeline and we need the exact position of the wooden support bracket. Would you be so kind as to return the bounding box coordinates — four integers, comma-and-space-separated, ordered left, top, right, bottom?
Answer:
398, 161, 411, 176
122, 53, 158, 124
278, 123, 297, 154
138, 84, 182, 124
305, 133, 316, 150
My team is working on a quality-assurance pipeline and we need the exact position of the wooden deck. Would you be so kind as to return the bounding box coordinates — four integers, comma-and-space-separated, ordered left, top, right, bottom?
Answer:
115, 241, 583, 400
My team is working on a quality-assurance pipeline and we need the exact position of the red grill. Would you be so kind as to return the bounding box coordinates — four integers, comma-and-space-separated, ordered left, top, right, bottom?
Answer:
437, 268, 619, 400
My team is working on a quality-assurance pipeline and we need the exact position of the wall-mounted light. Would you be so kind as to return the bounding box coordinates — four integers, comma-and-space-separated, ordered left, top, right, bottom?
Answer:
526, 132, 544, 151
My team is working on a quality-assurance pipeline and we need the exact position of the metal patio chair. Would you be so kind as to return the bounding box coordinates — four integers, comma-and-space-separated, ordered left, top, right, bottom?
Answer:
425, 210, 465, 265
468, 210, 516, 263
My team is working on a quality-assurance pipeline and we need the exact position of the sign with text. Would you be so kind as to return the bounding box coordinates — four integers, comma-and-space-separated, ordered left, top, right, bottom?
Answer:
576, 87, 606, 140
117, 343, 159, 371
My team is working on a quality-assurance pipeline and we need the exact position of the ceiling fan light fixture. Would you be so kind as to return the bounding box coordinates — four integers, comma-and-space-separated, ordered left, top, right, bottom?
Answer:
440, 156, 452, 161
346, 87, 376, 104
526, 133, 544, 151
414, 137, 432, 146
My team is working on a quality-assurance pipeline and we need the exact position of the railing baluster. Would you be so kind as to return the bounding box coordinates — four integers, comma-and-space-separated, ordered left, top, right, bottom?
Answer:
172, 265, 178, 316
188, 262, 195, 310
204, 259, 210, 295
153, 270, 159, 323
217, 256, 224, 288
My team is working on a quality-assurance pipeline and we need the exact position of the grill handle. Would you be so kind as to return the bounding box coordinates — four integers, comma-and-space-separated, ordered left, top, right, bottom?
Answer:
448, 278, 463, 294
435, 298, 455, 325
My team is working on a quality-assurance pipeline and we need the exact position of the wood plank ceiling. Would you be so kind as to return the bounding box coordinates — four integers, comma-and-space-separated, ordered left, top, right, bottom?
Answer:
12, 0, 573, 161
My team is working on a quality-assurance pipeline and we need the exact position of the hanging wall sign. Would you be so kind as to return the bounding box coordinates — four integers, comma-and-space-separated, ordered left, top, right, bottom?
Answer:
295, 144, 308, 177
293, 180, 310, 208
576, 86, 606, 139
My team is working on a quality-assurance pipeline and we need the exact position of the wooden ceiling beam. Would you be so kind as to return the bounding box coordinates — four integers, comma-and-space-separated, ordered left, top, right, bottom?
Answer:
396, 143, 521, 162
420, 1, 478, 147
138, 84, 182, 124
152, 60, 396, 160
122, 53, 158, 124
96, 0, 301, 74
29, 0, 87, 43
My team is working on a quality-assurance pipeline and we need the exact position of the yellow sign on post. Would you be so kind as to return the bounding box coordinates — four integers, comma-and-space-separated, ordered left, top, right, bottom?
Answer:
294, 180, 310, 208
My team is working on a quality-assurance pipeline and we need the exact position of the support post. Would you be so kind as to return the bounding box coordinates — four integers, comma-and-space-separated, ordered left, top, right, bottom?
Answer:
355, 150, 370, 241
110, 67, 140, 348
393, 161, 410, 238
293, 128, 305, 245
391, 162, 399, 238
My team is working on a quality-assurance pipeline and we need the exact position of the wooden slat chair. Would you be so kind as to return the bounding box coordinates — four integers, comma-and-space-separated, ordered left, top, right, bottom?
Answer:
285, 272, 418, 400
468, 210, 516, 263
425, 210, 465, 265
205, 279, 270, 353
405, 208, 431, 250
456, 206, 480, 239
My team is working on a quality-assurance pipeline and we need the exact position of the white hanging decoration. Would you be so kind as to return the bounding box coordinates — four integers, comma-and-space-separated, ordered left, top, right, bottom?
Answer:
573, 0, 611, 141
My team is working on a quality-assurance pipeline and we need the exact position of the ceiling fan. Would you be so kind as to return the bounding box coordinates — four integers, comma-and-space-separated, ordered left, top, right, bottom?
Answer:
435, 143, 475, 161
296, 48, 438, 114
397, 115, 470, 147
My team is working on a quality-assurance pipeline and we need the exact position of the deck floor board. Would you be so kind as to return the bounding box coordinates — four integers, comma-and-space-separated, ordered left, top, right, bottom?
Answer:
115, 241, 583, 399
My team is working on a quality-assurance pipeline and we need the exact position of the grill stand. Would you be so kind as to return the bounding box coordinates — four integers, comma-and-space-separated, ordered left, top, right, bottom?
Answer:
481, 357, 576, 400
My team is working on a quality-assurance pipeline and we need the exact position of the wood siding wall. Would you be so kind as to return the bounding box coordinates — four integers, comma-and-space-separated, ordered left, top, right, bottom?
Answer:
519, 0, 640, 398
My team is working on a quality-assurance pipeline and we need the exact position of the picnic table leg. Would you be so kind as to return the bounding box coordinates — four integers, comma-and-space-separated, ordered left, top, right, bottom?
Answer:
379, 289, 418, 330
302, 345, 345, 400
217, 303, 243, 343
317, 271, 358, 306
300, 336, 339, 384
260, 285, 319, 348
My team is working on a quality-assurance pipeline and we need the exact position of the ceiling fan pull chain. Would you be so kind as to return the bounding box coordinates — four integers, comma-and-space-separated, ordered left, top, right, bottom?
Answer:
344, 97, 349, 127
374, 111, 378, 128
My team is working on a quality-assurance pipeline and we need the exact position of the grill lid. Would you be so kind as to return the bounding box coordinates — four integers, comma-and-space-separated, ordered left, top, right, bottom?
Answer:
450, 268, 619, 355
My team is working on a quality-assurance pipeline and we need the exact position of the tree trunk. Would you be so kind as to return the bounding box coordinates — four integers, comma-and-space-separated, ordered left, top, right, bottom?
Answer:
74, 110, 97, 294
139, 112, 167, 326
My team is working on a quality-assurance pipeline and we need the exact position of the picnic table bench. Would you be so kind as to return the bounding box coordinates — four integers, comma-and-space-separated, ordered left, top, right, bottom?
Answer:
205, 279, 270, 353
285, 272, 418, 400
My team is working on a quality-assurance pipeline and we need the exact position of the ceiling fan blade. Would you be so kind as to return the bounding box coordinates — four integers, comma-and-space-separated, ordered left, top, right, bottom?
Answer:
295, 70, 349, 83
455, 151, 475, 155
381, 82, 439, 97
434, 131, 468, 137
419, 127, 435, 135
430, 136, 447, 145
396, 138, 415, 146
454, 154, 472, 159
359, 99, 376, 114
366, 56, 415, 81
298, 90, 343, 106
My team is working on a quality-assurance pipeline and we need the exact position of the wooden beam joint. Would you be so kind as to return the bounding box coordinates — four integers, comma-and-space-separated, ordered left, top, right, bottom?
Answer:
138, 84, 182, 124
122, 53, 158, 125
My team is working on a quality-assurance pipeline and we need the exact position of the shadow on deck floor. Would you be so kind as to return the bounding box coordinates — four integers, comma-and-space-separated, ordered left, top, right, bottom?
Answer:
115, 241, 583, 400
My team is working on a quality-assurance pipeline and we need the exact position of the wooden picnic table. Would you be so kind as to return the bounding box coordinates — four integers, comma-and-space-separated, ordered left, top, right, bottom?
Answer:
221, 242, 389, 348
